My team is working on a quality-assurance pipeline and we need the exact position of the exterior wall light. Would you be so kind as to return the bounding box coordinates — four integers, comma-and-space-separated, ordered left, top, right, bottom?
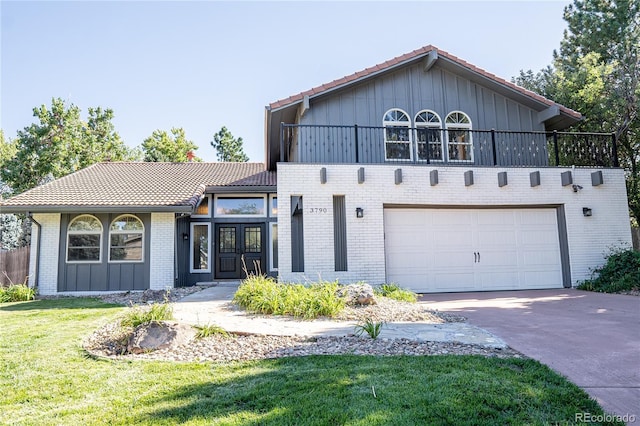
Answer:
583, 207, 592, 217
183, 233, 189, 240
356, 207, 364, 218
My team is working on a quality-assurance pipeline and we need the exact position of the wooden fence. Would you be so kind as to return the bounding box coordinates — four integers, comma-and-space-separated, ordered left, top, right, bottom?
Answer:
0, 245, 30, 286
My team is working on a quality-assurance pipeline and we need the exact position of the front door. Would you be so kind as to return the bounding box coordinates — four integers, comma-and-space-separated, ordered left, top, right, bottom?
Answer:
215, 224, 265, 279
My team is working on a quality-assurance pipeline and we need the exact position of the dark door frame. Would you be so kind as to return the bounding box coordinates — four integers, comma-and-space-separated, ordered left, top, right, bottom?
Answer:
214, 223, 266, 279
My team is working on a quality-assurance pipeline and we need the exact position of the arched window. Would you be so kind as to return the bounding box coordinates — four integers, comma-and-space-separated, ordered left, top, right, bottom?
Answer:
383, 108, 412, 161
415, 110, 443, 161
445, 111, 473, 162
109, 215, 144, 262
67, 215, 102, 262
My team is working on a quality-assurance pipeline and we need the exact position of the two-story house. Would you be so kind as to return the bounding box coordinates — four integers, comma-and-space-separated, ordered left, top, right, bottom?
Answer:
1, 45, 632, 295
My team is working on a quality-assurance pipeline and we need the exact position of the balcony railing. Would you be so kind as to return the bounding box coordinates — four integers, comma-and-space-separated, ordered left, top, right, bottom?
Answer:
280, 123, 619, 168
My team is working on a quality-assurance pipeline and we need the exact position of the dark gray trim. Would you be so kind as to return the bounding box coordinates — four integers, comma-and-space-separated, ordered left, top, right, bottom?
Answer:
530, 171, 541, 187
320, 168, 327, 184
394, 169, 403, 185
205, 186, 276, 194
561, 171, 573, 186
291, 196, 304, 272
464, 170, 474, 186
333, 196, 348, 272
27, 214, 41, 290
556, 205, 572, 288
358, 167, 365, 184
498, 172, 508, 187
591, 171, 604, 186
430, 170, 439, 186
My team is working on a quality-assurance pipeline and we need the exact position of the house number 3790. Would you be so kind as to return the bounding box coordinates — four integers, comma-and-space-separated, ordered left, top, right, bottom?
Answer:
309, 208, 328, 213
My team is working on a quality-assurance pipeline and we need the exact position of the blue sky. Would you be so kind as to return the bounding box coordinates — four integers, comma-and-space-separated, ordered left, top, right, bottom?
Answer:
1, 1, 570, 162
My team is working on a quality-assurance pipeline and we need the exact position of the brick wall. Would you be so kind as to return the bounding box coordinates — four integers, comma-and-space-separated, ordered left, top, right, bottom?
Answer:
29, 213, 61, 295
277, 164, 632, 287
149, 212, 175, 290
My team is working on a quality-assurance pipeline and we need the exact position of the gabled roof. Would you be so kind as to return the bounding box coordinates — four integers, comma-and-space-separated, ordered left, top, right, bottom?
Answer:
0, 162, 276, 213
264, 44, 583, 170
268, 44, 581, 119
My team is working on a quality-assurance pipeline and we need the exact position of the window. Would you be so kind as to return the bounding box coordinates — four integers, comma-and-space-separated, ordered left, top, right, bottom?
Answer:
109, 215, 144, 262
270, 223, 278, 271
269, 195, 278, 217
193, 195, 211, 218
445, 111, 473, 162
415, 110, 443, 161
214, 195, 266, 217
383, 108, 412, 161
67, 215, 102, 262
190, 223, 210, 273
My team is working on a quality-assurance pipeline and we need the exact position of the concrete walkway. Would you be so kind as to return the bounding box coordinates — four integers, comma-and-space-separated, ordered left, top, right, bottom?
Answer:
172, 285, 506, 348
422, 289, 640, 420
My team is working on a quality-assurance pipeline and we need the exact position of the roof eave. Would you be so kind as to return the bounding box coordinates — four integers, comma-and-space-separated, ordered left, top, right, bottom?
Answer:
0, 205, 194, 214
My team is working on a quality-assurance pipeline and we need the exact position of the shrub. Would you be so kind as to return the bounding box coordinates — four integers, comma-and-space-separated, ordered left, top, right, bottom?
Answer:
194, 324, 229, 339
0, 284, 36, 302
374, 283, 418, 302
233, 275, 346, 319
120, 302, 174, 328
354, 318, 384, 339
577, 247, 640, 293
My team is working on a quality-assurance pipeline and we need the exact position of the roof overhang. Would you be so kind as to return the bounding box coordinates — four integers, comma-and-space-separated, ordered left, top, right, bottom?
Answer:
0, 205, 194, 214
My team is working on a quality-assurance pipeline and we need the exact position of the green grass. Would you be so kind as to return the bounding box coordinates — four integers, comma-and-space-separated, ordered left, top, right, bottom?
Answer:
233, 275, 346, 319
0, 283, 36, 302
0, 298, 621, 425
194, 323, 229, 339
374, 283, 418, 302
120, 302, 174, 328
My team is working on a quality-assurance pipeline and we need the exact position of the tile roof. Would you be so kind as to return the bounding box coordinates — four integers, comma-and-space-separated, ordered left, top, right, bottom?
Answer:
268, 44, 581, 119
0, 162, 276, 212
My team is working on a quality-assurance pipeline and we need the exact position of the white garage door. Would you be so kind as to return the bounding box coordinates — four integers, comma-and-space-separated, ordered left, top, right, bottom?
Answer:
384, 208, 563, 293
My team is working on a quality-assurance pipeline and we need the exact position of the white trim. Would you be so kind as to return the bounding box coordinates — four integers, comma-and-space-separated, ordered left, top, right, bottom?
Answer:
108, 214, 144, 263
414, 109, 444, 162
213, 194, 267, 218
270, 222, 278, 271
445, 110, 474, 163
269, 194, 278, 217
383, 108, 413, 162
190, 222, 211, 273
192, 195, 212, 218
66, 214, 102, 264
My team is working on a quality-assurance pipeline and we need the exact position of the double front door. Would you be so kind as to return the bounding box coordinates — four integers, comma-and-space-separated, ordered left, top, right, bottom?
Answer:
215, 224, 265, 279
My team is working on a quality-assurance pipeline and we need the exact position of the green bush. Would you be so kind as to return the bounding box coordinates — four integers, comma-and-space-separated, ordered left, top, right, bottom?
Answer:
194, 323, 229, 339
0, 284, 36, 302
354, 318, 384, 339
233, 275, 346, 319
577, 247, 640, 293
374, 283, 418, 302
120, 302, 174, 328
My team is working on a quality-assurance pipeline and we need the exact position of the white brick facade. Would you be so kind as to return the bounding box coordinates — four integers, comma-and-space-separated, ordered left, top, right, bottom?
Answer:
277, 164, 632, 287
29, 213, 61, 295
149, 212, 175, 290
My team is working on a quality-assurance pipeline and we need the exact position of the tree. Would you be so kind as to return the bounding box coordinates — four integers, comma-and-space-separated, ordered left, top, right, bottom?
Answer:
211, 126, 249, 162
1, 98, 137, 195
141, 128, 201, 162
515, 0, 640, 223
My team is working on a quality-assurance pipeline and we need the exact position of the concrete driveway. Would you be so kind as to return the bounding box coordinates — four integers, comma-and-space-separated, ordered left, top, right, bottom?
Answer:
421, 289, 640, 419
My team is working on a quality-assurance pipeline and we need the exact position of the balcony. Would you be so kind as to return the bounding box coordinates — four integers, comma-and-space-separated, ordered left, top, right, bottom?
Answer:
280, 124, 618, 168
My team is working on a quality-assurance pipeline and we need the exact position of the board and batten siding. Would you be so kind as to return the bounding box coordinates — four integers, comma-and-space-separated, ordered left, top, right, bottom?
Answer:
295, 63, 546, 165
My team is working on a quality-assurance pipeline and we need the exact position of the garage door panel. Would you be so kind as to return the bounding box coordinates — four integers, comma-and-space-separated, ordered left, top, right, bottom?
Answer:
384, 208, 563, 293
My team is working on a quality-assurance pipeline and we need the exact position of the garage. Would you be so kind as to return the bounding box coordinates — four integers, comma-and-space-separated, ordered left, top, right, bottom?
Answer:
384, 208, 564, 293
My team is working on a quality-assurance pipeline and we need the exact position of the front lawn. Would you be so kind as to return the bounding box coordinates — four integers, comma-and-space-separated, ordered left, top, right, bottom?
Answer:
0, 298, 619, 425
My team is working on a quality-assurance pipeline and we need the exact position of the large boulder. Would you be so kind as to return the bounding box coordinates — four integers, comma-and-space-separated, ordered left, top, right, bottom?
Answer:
337, 283, 377, 306
127, 321, 196, 354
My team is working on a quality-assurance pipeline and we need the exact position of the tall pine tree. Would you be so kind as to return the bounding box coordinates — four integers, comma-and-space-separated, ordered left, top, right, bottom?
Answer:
211, 127, 249, 162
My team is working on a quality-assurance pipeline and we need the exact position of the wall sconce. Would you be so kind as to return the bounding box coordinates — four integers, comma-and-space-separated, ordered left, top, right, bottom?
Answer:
582, 207, 592, 217
356, 207, 364, 218
182, 233, 189, 240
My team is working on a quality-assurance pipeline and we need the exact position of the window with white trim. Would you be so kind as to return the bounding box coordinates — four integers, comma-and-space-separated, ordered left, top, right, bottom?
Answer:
383, 108, 412, 161
445, 111, 473, 162
67, 215, 102, 262
415, 110, 443, 161
190, 223, 210, 273
109, 215, 144, 262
